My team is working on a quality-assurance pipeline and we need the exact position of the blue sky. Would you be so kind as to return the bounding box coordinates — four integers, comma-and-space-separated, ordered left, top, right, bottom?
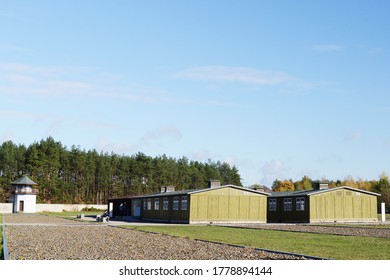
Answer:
1, 0, 389, 186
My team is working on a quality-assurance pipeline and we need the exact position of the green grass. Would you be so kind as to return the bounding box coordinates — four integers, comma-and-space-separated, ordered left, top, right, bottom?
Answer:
124, 225, 390, 260
39, 211, 104, 218
378, 213, 390, 221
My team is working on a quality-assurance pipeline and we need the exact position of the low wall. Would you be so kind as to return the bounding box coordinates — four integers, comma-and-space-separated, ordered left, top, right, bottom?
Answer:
37, 204, 107, 212
0, 203, 107, 213
0, 203, 13, 213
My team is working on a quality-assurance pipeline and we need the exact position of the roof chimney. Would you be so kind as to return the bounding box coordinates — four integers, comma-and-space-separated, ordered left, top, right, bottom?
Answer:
317, 183, 329, 190
160, 186, 175, 193
208, 180, 221, 188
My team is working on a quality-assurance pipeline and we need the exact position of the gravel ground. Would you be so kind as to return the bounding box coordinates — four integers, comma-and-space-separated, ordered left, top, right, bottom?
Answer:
4, 214, 388, 260
5, 225, 304, 260
222, 224, 390, 238
3, 213, 81, 225
3, 214, 304, 260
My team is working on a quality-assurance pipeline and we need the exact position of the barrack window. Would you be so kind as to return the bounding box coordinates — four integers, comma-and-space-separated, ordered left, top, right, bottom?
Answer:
284, 198, 292, 211
181, 196, 188, 210
173, 196, 179, 211
296, 197, 305, 211
269, 198, 277, 211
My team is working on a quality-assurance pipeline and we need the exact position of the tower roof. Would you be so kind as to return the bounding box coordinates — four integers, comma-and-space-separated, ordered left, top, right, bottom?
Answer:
11, 175, 38, 186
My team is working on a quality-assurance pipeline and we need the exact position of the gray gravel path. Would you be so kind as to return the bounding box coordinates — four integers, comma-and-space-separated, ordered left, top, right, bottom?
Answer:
3, 214, 303, 260
5, 214, 387, 260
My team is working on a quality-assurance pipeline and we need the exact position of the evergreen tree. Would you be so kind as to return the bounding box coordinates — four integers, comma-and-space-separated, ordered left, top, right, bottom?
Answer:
0, 137, 243, 203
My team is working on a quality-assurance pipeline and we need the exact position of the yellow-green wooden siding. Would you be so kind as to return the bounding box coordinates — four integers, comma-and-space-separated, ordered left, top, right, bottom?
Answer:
309, 189, 378, 222
189, 187, 267, 223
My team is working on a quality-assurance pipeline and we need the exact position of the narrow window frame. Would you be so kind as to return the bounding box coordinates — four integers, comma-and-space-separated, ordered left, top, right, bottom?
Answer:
154, 198, 160, 211
173, 196, 179, 211
181, 196, 188, 211
163, 197, 169, 211
146, 198, 152, 211
269, 198, 277, 211
142, 200, 147, 211
283, 198, 292, 211
296, 197, 305, 211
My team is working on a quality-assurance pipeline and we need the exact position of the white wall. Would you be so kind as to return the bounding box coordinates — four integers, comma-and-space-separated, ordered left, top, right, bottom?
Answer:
0, 203, 13, 213
0, 203, 107, 213
13, 194, 36, 213
36, 204, 107, 212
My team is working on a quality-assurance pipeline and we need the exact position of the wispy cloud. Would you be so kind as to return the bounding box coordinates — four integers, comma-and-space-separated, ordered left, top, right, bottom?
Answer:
259, 159, 291, 186
368, 47, 382, 55
0, 62, 190, 105
311, 44, 345, 52
141, 125, 182, 144
95, 137, 137, 154
343, 130, 363, 141
0, 109, 64, 123
189, 149, 211, 161
176, 66, 294, 85
0, 11, 29, 21
5, 74, 37, 84
0, 63, 97, 97
223, 156, 238, 166
0, 43, 30, 52
0, 130, 16, 144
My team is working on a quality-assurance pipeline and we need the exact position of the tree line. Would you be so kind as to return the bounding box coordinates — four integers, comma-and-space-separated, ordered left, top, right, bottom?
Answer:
0, 137, 242, 204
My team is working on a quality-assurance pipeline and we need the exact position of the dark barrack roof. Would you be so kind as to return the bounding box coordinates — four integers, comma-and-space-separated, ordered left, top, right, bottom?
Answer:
269, 186, 380, 197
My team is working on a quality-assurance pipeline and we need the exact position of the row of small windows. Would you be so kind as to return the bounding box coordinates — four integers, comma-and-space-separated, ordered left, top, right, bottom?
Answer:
269, 197, 305, 212
143, 196, 188, 211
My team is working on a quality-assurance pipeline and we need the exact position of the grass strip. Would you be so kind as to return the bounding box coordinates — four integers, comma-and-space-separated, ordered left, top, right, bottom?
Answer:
39, 211, 104, 218
124, 225, 390, 260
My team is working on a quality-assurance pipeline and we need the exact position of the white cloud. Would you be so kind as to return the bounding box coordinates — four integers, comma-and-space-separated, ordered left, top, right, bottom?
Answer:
176, 66, 294, 85
5, 74, 37, 84
0, 63, 92, 76
259, 159, 290, 186
190, 149, 211, 161
0, 109, 63, 123
368, 47, 382, 55
0, 63, 98, 97
43, 121, 63, 138
0, 130, 15, 143
141, 125, 183, 144
311, 44, 345, 52
95, 137, 137, 154
223, 156, 238, 166
0, 43, 29, 52
0, 62, 188, 105
343, 130, 363, 141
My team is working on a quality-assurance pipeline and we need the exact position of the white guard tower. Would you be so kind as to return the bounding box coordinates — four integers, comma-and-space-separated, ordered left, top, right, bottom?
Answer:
11, 176, 39, 213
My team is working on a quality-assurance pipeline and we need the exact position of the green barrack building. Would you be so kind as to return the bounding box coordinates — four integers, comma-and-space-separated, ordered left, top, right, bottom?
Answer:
108, 182, 380, 224
108, 181, 270, 224
267, 184, 380, 223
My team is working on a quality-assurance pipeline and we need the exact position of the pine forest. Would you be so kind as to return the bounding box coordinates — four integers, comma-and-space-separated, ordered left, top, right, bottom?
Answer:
0, 137, 241, 204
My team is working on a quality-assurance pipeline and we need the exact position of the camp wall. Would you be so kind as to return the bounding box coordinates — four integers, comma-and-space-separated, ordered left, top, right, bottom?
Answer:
0, 203, 13, 213
1, 203, 107, 213
189, 187, 267, 223
309, 189, 377, 222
